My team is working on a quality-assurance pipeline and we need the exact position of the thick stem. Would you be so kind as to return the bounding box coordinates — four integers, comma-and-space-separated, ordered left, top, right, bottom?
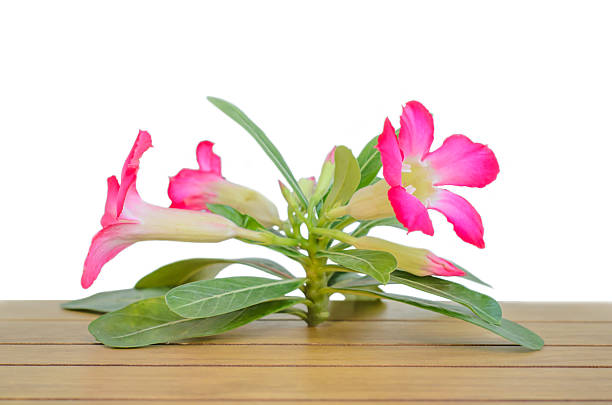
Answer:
303, 257, 330, 326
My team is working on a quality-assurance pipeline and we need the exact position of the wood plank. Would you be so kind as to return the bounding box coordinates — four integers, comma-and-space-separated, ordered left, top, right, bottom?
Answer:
3, 300, 612, 321
1, 366, 612, 400
0, 399, 584, 405
329, 301, 612, 322
1, 344, 611, 367
1, 319, 610, 345
0, 399, 601, 405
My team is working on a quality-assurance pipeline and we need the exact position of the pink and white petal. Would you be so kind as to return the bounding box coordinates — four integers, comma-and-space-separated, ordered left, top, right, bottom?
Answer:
376, 118, 403, 187
388, 186, 434, 236
429, 189, 485, 248
116, 130, 153, 216
398, 101, 434, 160
168, 168, 222, 210
196, 141, 222, 176
101, 176, 120, 227
81, 223, 141, 288
425, 253, 465, 277
424, 134, 499, 188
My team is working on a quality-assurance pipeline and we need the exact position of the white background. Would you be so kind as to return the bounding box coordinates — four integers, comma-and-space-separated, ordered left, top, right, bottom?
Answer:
1, 1, 610, 301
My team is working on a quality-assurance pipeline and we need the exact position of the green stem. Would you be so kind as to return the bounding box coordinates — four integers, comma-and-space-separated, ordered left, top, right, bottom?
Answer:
303, 261, 330, 326
238, 229, 300, 247
311, 227, 357, 245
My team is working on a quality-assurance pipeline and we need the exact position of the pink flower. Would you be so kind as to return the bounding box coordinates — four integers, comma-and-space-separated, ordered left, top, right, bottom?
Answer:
168, 141, 281, 227
335, 102, 499, 249
378, 101, 499, 248
82, 131, 252, 289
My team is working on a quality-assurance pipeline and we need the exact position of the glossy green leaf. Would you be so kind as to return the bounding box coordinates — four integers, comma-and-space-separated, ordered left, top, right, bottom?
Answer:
318, 249, 397, 284
322, 146, 360, 212
207, 97, 307, 207
327, 272, 380, 288
329, 287, 543, 350
61, 288, 169, 313
450, 261, 492, 288
166, 276, 305, 318
356, 135, 382, 189
135, 258, 295, 289
390, 270, 502, 325
89, 296, 304, 348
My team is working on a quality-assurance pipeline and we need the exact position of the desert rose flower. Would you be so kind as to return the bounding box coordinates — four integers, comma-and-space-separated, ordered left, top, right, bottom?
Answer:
329, 102, 499, 248
168, 141, 281, 227
82, 131, 263, 289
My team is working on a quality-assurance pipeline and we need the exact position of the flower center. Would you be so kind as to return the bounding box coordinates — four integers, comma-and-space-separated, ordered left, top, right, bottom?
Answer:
401, 160, 436, 205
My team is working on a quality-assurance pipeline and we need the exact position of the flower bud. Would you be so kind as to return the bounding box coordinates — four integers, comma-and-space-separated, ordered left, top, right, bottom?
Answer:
351, 236, 464, 277
298, 177, 316, 199
311, 147, 336, 206
329, 180, 395, 220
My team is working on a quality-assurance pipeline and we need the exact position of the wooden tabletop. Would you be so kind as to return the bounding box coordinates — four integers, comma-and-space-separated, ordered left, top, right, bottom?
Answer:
1, 301, 611, 404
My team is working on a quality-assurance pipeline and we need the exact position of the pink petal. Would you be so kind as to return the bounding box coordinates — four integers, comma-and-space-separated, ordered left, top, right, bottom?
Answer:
168, 168, 222, 210
116, 130, 153, 216
425, 253, 465, 277
429, 189, 485, 248
388, 185, 434, 235
376, 118, 403, 187
196, 141, 222, 176
424, 134, 499, 188
101, 176, 120, 227
398, 101, 434, 160
81, 223, 140, 288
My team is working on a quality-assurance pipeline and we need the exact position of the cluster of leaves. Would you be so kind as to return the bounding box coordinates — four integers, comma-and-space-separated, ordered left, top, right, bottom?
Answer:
63, 98, 543, 350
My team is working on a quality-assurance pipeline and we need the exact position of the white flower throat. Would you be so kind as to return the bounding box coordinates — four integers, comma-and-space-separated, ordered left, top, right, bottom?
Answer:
401, 160, 436, 204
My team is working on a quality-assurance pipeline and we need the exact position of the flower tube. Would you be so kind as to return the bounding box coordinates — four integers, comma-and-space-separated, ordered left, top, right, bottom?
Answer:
168, 141, 281, 227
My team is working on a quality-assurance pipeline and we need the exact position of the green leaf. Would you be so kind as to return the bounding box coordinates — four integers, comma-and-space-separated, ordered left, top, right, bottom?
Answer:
207, 96, 307, 207
89, 296, 303, 348
166, 276, 304, 319
322, 146, 360, 212
207, 203, 265, 231
390, 270, 502, 325
356, 135, 382, 189
135, 258, 295, 289
329, 287, 543, 350
328, 272, 380, 288
450, 261, 492, 288
318, 249, 397, 284
61, 288, 169, 313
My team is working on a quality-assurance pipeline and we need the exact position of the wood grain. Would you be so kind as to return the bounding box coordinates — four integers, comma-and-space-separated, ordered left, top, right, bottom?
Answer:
1, 301, 611, 403
1, 344, 611, 366
1, 319, 610, 345
2, 366, 612, 400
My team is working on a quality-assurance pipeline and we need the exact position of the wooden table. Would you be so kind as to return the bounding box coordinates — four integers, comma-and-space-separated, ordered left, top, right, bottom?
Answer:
1, 301, 611, 404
